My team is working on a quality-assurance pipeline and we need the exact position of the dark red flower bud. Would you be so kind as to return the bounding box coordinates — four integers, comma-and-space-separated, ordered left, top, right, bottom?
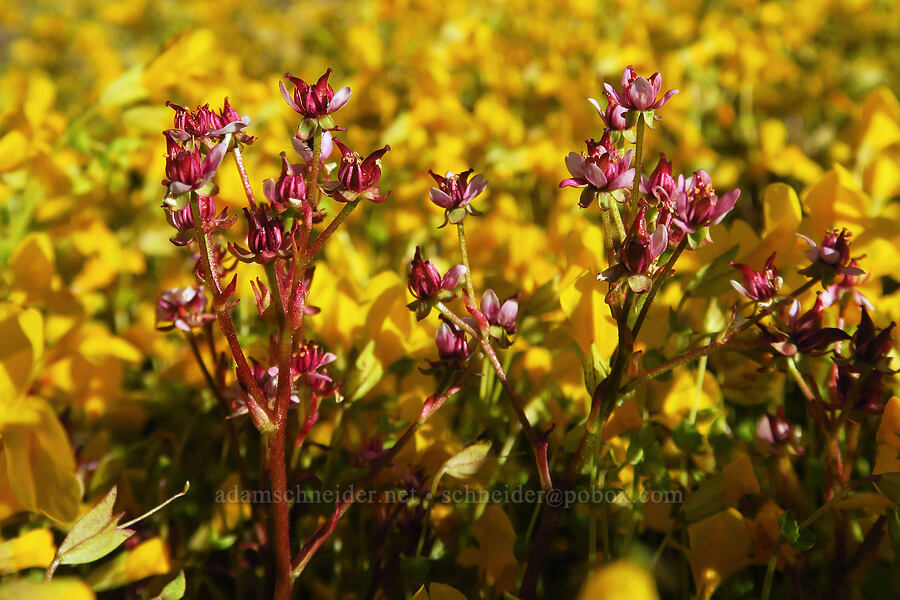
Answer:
640, 153, 679, 206
619, 206, 666, 275
161, 134, 227, 197
852, 306, 896, 367
264, 152, 307, 212
322, 140, 390, 203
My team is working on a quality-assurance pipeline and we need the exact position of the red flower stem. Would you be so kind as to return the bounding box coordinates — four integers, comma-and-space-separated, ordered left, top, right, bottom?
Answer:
269, 422, 292, 600
189, 193, 273, 429
233, 146, 257, 205
289, 363, 476, 580
270, 130, 328, 600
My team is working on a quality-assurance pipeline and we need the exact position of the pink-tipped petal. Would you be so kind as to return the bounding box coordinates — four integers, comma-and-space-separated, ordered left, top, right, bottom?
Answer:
649, 72, 662, 95
650, 225, 668, 258
429, 188, 454, 208
441, 265, 467, 290
819, 247, 840, 263
711, 189, 740, 224
328, 86, 352, 113
263, 178, 276, 204
168, 181, 192, 196
279, 80, 302, 112
202, 139, 229, 176
583, 162, 607, 189
587, 97, 604, 115
654, 88, 679, 109
481, 289, 500, 321
564, 152, 586, 178
497, 300, 518, 330
603, 82, 623, 106
466, 173, 487, 199
797, 234, 817, 249
607, 168, 635, 191
730, 280, 751, 298
629, 77, 655, 110
559, 178, 585, 189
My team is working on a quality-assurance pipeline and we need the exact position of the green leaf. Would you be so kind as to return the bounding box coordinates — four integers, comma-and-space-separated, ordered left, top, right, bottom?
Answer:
687, 244, 739, 298
625, 436, 644, 465
779, 512, 815, 551
876, 472, 900, 505
442, 441, 492, 479
672, 421, 704, 453
56, 487, 133, 566
155, 570, 186, 600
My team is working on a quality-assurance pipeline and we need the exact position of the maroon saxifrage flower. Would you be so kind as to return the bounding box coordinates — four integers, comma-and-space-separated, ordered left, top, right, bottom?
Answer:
229, 202, 294, 264
280, 69, 351, 120
264, 152, 308, 213
798, 228, 866, 283
155, 286, 216, 332
759, 296, 850, 356
560, 132, 635, 209
730, 253, 783, 302
434, 318, 470, 365
671, 169, 739, 244
598, 205, 668, 293
428, 168, 487, 227
165, 195, 236, 247
406, 247, 467, 320
640, 153, 682, 207
161, 134, 228, 199
321, 140, 390, 203
603, 65, 679, 113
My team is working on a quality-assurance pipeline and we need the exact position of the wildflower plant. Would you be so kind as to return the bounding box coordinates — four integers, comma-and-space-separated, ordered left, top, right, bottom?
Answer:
144, 61, 900, 599
4, 3, 900, 599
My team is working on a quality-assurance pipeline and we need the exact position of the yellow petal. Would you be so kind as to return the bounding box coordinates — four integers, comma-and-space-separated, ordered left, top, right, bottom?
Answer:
411, 583, 469, 600
686, 509, 752, 599
577, 560, 660, 600
9, 232, 56, 298
721, 454, 760, 504
457, 505, 517, 593
0, 303, 44, 401
1, 398, 82, 523
0, 130, 29, 172
0, 578, 95, 600
0, 529, 56, 574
